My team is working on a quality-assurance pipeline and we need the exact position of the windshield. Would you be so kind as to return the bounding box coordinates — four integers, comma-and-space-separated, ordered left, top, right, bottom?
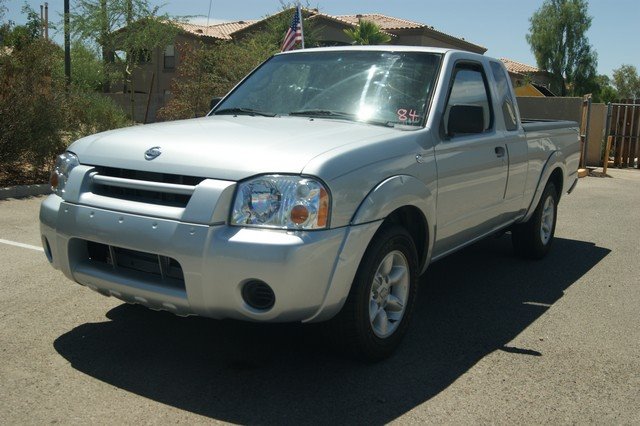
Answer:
213, 50, 442, 128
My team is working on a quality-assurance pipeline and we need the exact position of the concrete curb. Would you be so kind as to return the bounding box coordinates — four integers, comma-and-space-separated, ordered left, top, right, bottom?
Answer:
0, 184, 51, 200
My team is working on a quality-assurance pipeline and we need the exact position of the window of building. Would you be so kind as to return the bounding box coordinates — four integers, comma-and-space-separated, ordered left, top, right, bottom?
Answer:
164, 45, 175, 69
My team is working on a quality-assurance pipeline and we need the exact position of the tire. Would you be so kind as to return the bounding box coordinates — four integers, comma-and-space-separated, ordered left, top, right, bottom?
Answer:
512, 182, 558, 259
331, 225, 418, 361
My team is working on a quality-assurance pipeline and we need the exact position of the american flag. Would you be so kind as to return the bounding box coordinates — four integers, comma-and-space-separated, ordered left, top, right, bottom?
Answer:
281, 6, 304, 52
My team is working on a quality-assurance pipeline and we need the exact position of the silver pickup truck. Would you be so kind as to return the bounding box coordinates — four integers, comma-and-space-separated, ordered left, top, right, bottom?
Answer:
40, 46, 580, 360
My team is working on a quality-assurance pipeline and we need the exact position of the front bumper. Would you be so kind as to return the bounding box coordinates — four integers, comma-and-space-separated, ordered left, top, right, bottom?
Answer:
40, 195, 380, 323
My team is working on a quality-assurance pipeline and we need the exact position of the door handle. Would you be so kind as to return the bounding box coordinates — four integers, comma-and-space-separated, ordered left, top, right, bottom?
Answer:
494, 146, 506, 158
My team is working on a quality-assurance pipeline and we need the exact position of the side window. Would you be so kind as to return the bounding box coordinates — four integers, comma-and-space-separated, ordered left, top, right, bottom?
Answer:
490, 61, 518, 131
445, 64, 493, 135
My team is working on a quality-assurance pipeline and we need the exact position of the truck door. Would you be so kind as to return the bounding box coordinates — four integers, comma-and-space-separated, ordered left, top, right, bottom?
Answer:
489, 61, 528, 218
432, 61, 509, 257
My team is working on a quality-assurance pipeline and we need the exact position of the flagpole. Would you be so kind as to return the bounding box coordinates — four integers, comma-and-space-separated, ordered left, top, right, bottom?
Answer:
298, 4, 305, 49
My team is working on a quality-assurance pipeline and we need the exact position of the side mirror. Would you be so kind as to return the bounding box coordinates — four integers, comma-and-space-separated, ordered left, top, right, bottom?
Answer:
210, 97, 223, 110
447, 104, 484, 136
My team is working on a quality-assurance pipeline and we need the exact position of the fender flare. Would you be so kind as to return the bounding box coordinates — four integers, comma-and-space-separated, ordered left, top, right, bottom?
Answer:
522, 151, 567, 223
350, 175, 436, 273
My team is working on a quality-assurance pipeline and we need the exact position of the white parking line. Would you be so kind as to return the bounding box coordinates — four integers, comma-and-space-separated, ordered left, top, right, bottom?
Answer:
0, 238, 44, 252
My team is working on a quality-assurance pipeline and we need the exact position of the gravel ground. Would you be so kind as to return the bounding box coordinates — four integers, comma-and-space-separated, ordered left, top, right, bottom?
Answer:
0, 169, 639, 424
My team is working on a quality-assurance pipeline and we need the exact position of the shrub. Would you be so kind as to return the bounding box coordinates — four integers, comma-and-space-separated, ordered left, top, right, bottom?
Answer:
0, 36, 128, 186
0, 38, 67, 174
66, 89, 129, 139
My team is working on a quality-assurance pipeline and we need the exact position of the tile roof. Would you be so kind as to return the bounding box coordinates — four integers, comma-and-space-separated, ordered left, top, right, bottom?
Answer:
329, 13, 425, 30
176, 20, 257, 40
175, 9, 484, 52
500, 57, 541, 74
316, 12, 484, 51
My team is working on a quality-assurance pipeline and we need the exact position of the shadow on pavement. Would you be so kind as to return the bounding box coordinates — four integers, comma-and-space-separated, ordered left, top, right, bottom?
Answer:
54, 236, 609, 424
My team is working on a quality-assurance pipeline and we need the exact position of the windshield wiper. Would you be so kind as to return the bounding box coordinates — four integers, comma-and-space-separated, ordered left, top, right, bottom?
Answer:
289, 109, 355, 119
289, 109, 396, 128
214, 107, 277, 117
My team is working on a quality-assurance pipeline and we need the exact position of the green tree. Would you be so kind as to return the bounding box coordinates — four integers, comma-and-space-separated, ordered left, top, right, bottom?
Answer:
70, 42, 104, 91
343, 19, 391, 45
2, 4, 42, 49
592, 74, 618, 103
526, 0, 597, 96
612, 64, 640, 99
70, 0, 179, 97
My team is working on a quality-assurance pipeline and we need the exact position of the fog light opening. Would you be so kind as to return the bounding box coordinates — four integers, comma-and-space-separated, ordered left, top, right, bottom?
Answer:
42, 236, 53, 263
242, 280, 275, 311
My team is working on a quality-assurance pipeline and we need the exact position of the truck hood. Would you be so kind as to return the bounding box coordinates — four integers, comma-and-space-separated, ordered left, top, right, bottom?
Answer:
69, 116, 398, 181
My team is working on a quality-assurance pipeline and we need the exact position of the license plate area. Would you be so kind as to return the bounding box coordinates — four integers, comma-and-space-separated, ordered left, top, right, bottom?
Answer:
84, 240, 185, 287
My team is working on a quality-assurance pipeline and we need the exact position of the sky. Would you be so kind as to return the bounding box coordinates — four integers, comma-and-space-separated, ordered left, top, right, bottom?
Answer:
3, 0, 638, 77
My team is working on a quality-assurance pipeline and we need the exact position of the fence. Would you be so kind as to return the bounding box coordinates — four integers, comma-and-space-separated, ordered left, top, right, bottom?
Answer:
517, 96, 640, 170
603, 101, 640, 170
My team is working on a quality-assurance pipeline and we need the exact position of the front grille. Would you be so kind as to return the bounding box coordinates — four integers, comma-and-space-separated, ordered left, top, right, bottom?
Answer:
91, 166, 205, 208
86, 240, 185, 289
92, 184, 190, 207
94, 166, 204, 186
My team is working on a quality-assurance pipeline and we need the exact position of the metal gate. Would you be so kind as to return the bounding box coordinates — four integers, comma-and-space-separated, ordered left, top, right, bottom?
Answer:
603, 101, 640, 173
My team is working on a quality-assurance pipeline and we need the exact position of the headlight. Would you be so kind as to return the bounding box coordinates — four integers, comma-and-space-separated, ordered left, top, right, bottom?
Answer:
231, 175, 330, 230
50, 152, 79, 197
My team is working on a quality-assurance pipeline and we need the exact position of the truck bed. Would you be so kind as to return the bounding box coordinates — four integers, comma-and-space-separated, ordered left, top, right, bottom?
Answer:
521, 119, 579, 132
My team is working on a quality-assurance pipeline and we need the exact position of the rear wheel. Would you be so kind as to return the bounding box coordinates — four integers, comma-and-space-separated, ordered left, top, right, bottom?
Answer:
512, 182, 558, 259
332, 225, 418, 361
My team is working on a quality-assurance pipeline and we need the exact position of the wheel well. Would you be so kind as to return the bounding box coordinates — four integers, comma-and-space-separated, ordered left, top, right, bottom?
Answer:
382, 206, 428, 271
549, 168, 563, 201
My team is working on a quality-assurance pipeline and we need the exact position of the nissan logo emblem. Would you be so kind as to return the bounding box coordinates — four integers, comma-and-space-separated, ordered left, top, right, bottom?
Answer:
144, 146, 162, 160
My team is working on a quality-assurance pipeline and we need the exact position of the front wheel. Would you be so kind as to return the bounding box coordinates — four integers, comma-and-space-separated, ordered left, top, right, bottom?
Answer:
512, 182, 558, 259
331, 225, 418, 361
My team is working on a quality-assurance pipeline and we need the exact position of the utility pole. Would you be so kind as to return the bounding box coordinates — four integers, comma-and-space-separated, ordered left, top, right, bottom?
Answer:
126, 0, 134, 122
44, 3, 49, 40
64, 0, 71, 88
100, 0, 110, 92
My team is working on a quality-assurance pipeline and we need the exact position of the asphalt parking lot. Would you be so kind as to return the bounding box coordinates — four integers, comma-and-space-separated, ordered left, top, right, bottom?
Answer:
1, 169, 639, 424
